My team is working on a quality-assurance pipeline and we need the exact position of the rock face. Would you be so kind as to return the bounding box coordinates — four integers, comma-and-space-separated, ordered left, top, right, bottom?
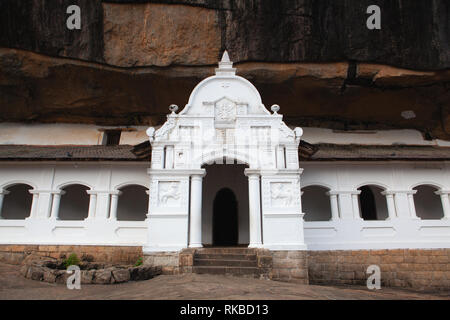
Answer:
103, 3, 221, 67
0, 0, 449, 139
21, 258, 162, 285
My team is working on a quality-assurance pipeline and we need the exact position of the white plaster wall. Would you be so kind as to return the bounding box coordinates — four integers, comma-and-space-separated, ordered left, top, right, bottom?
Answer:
201, 164, 249, 245
301, 161, 450, 250
0, 160, 449, 250
2, 123, 450, 147
301, 127, 450, 146
0, 123, 148, 146
0, 162, 150, 246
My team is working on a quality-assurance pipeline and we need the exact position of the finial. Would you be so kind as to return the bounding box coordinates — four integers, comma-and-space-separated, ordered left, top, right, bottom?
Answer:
216, 50, 236, 76
146, 127, 156, 141
221, 51, 230, 63
271, 104, 280, 114
294, 127, 303, 139
169, 104, 179, 114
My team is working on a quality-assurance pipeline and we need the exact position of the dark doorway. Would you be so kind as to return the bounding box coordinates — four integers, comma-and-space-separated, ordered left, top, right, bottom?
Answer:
359, 186, 377, 220
213, 188, 238, 246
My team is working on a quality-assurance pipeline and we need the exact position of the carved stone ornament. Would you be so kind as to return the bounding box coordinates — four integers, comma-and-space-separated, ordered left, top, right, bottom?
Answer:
158, 182, 181, 206
215, 98, 237, 122
270, 182, 294, 207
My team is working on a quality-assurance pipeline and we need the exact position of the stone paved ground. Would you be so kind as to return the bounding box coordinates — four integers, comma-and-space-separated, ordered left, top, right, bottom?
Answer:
0, 263, 448, 300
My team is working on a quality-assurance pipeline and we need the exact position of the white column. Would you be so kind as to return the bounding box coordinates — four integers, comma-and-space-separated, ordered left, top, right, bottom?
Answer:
436, 191, 450, 219
0, 190, 9, 219
109, 191, 122, 221
146, 190, 151, 218
337, 193, 354, 219
94, 192, 110, 220
327, 192, 339, 221
86, 192, 97, 220
28, 192, 39, 219
50, 191, 65, 220
381, 191, 396, 219
165, 146, 174, 169
351, 191, 362, 220
189, 174, 204, 248
247, 173, 263, 248
276, 146, 285, 169
407, 192, 419, 219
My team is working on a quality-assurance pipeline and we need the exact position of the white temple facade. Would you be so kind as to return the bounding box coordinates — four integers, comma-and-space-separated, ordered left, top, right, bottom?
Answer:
144, 52, 305, 252
0, 52, 449, 254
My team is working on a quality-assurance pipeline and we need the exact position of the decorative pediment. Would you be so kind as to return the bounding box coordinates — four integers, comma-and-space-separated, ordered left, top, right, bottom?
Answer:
147, 51, 303, 170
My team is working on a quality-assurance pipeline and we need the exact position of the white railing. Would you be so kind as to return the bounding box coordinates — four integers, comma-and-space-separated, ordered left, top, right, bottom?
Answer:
0, 218, 147, 246
305, 218, 450, 250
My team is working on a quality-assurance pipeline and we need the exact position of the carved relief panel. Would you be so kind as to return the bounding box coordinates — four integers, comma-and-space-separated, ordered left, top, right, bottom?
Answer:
158, 181, 181, 207
215, 98, 237, 128
262, 177, 301, 211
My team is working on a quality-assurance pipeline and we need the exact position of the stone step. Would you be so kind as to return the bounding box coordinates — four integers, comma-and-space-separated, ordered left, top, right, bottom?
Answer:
193, 266, 260, 277
194, 258, 257, 267
194, 253, 257, 261
196, 247, 257, 255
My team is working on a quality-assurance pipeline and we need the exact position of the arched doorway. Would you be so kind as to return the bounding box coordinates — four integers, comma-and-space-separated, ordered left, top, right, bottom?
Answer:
213, 188, 238, 246
358, 185, 389, 221
202, 164, 249, 247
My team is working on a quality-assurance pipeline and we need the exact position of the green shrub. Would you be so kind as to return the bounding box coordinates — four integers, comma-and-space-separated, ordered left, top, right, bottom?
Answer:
64, 253, 81, 268
134, 257, 143, 267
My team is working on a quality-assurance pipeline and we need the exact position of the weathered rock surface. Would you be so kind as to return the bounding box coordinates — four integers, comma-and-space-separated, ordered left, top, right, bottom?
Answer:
0, 1, 449, 138
21, 258, 162, 285
112, 268, 131, 283
1, 1, 448, 69
103, 3, 221, 67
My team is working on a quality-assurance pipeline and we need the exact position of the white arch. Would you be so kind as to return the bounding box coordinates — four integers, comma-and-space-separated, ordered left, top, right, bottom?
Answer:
56, 181, 93, 191
114, 182, 149, 191
356, 182, 389, 191
301, 183, 333, 191
197, 150, 254, 168
1, 180, 37, 191
411, 182, 444, 190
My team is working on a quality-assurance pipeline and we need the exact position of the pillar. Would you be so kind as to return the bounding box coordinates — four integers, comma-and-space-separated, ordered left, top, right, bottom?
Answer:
189, 174, 203, 248
28, 192, 39, 218
109, 191, 122, 221
86, 192, 97, 220
0, 190, 9, 219
247, 173, 263, 248
50, 191, 65, 220
407, 192, 419, 219
351, 191, 362, 220
327, 191, 339, 221
146, 189, 151, 218
381, 191, 397, 219
436, 191, 450, 219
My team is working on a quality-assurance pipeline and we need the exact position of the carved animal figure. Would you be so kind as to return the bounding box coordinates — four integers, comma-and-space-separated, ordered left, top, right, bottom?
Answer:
271, 183, 293, 206
160, 183, 180, 204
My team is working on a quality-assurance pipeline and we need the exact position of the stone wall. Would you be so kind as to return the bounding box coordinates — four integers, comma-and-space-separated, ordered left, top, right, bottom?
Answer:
308, 249, 450, 291
0, 245, 142, 265
269, 251, 309, 284
143, 251, 181, 275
